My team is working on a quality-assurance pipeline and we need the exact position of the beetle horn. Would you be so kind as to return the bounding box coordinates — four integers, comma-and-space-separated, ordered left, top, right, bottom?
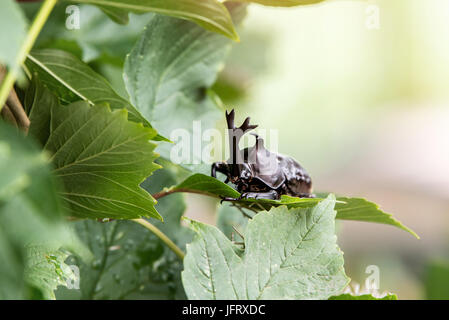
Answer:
225, 109, 235, 129
239, 117, 258, 133
225, 109, 258, 133
225, 110, 258, 165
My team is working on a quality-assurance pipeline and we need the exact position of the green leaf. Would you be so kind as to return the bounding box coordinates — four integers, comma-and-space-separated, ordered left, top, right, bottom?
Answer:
55, 220, 185, 299
172, 173, 240, 199
25, 76, 59, 146
167, 173, 418, 238
124, 4, 247, 172
0, 0, 27, 74
25, 48, 168, 141
182, 195, 349, 299
334, 197, 419, 239
329, 293, 398, 300
27, 96, 162, 220
170, 173, 320, 209
98, 5, 129, 24
0, 122, 81, 299
32, 4, 151, 63
24, 244, 78, 300
56, 169, 192, 300
72, 0, 239, 40
237, 0, 325, 7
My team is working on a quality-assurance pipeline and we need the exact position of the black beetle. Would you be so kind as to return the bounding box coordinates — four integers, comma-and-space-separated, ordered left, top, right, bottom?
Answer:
211, 109, 315, 201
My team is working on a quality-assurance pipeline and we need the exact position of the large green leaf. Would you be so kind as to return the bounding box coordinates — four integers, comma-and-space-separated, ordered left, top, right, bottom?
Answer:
124, 4, 247, 172
26, 88, 162, 220
334, 197, 419, 239
30, 4, 151, 63
0, 122, 81, 299
50, 103, 161, 220
0, 0, 27, 74
25, 48, 167, 141
161, 173, 418, 238
71, 0, 239, 40
171, 173, 240, 199
182, 195, 349, 299
55, 169, 192, 300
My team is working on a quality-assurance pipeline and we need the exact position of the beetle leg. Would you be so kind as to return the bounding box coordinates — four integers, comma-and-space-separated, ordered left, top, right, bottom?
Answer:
239, 190, 280, 200
211, 161, 230, 179
232, 226, 245, 240
296, 192, 316, 198
220, 190, 280, 203
220, 196, 239, 203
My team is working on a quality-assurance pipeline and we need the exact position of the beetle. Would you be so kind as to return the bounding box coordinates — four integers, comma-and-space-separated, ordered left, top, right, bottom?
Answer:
211, 109, 315, 201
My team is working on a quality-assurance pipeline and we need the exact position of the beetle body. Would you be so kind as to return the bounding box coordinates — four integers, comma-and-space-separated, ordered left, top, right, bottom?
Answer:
211, 109, 314, 200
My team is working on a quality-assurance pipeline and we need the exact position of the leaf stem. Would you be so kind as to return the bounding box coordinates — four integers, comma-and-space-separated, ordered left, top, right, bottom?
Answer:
133, 218, 185, 260
152, 188, 218, 200
0, 0, 58, 111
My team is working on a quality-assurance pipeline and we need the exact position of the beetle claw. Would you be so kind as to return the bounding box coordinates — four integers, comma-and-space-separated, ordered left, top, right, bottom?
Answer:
220, 196, 239, 203
238, 193, 248, 200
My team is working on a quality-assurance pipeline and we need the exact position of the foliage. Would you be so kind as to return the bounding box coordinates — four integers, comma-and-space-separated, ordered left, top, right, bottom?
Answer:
0, 0, 417, 301
25, 48, 158, 135
329, 293, 398, 300
183, 195, 349, 299
0, 0, 27, 75
26, 80, 161, 220
72, 0, 239, 41
123, 3, 247, 172
0, 123, 86, 299
164, 173, 418, 238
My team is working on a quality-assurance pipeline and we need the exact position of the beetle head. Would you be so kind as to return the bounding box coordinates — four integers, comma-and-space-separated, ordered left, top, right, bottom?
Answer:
228, 163, 254, 188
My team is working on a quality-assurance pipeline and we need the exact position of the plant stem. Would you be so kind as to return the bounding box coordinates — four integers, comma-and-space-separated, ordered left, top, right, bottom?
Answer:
133, 218, 185, 260
0, 0, 58, 111
152, 188, 213, 200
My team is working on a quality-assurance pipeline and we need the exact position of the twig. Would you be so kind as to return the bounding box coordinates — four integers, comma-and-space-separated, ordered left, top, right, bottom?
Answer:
0, 0, 58, 111
232, 226, 245, 240
133, 218, 185, 260
6, 89, 30, 132
0, 105, 18, 127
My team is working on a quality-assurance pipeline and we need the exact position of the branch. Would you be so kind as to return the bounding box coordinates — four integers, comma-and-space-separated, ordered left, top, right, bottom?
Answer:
0, 66, 30, 132
7, 88, 30, 132
0, 0, 57, 110
0, 104, 18, 127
